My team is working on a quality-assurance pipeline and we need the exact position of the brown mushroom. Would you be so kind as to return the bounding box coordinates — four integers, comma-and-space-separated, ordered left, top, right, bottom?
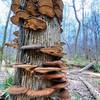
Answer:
12, 44, 19, 49
11, 4, 20, 14
26, 88, 55, 97
20, 44, 44, 50
10, 15, 19, 25
13, 31, 19, 37
34, 67, 63, 74
12, 37, 19, 43
26, 1, 39, 16
12, 0, 20, 5
40, 47, 63, 57
38, 0, 55, 17
53, 0, 64, 11
42, 60, 66, 68
54, 6, 62, 22
24, 18, 47, 30
43, 73, 65, 80
8, 86, 28, 95
5, 42, 12, 47
16, 10, 29, 20
5, 42, 19, 49
13, 64, 37, 70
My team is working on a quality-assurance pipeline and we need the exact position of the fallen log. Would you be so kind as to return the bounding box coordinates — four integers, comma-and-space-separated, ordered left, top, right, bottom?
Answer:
68, 62, 95, 74
79, 77, 100, 100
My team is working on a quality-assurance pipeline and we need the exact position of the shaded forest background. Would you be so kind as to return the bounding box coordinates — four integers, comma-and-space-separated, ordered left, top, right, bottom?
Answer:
0, 0, 100, 65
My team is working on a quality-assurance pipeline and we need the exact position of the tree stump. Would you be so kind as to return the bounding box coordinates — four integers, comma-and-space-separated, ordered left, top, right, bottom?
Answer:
8, 0, 68, 100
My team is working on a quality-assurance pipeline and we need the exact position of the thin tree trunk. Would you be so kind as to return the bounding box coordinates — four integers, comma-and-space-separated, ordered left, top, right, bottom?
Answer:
72, 0, 81, 55
1, 6, 11, 62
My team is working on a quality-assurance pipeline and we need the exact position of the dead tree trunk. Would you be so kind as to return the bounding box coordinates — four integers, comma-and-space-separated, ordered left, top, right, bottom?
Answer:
7, 0, 68, 100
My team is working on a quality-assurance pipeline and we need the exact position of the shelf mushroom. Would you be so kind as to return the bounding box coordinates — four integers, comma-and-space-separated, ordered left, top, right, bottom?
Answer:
26, 88, 55, 97
8, 86, 28, 95
40, 47, 63, 58
24, 18, 47, 30
42, 60, 66, 68
13, 31, 19, 37
38, 0, 55, 17
26, 1, 39, 16
11, 4, 20, 14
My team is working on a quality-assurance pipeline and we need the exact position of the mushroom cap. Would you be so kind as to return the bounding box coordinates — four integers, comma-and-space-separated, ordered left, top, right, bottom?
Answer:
8, 86, 28, 95
53, 0, 64, 11
5, 42, 12, 47
43, 73, 65, 80
40, 47, 63, 57
24, 18, 47, 30
54, 6, 62, 21
38, 0, 53, 7
13, 64, 37, 71
38, 6, 55, 17
42, 60, 66, 68
12, 37, 19, 43
11, 15, 19, 25
11, 11, 29, 25
38, 0, 55, 17
16, 10, 29, 20
34, 67, 63, 74
13, 31, 19, 37
20, 44, 44, 50
26, 88, 55, 97
12, 0, 20, 5
11, 4, 20, 13
26, 1, 38, 16
12, 44, 19, 49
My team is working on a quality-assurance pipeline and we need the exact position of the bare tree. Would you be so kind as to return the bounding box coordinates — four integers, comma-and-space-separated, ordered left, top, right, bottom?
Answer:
72, 0, 81, 55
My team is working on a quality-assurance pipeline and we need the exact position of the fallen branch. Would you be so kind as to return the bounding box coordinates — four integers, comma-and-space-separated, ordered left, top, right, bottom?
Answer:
68, 62, 95, 74
79, 77, 100, 100
78, 62, 95, 73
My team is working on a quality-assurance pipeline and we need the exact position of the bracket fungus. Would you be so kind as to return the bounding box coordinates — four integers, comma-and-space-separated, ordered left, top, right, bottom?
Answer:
24, 18, 47, 30
12, 0, 20, 5
42, 60, 66, 68
8, 86, 28, 95
40, 47, 63, 57
38, 0, 55, 17
26, 88, 55, 97
16, 10, 30, 20
13, 31, 19, 37
13, 64, 37, 72
43, 73, 65, 80
53, 0, 64, 22
20, 44, 44, 50
11, 4, 20, 14
26, 1, 39, 16
34, 67, 63, 74
11, 15, 19, 25
12, 37, 19, 43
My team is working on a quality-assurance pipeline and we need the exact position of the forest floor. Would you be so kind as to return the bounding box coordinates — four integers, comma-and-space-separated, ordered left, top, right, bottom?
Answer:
68, 66, 100, 100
